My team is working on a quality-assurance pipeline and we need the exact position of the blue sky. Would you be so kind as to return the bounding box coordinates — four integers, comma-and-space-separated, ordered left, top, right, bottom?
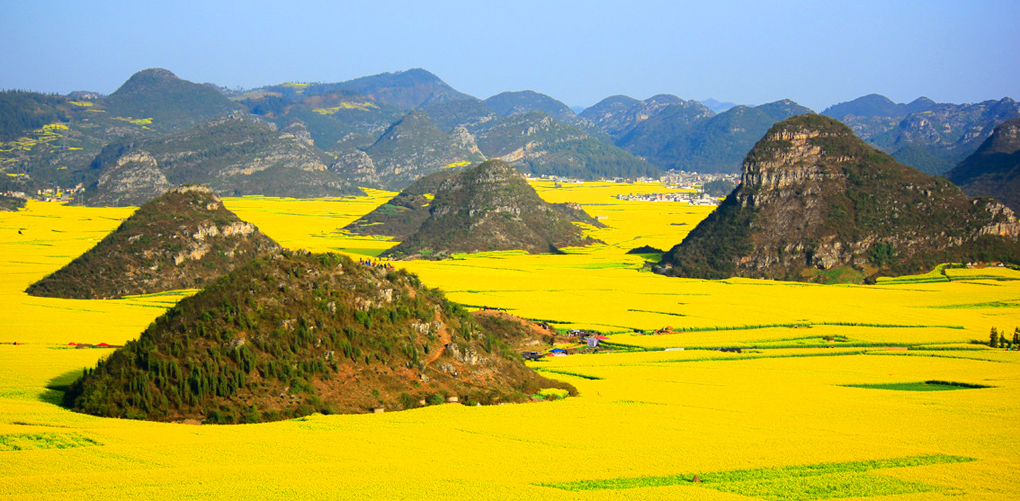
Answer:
2, 0, 1017, 111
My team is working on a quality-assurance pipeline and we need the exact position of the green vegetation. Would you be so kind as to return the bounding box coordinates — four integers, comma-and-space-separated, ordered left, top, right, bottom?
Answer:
0, 90, 68, 141
842, 381, 991, 391
543, 454, 974, 499
27, 186, 280, 299
63, 251, 574, 423
0, 433, 101, 451
102, 68, 241, 134
0, 194, 26, 211
381, 160, 604, 258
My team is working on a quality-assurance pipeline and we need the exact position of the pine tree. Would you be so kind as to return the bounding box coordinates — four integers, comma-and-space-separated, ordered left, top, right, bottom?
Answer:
1013, 327, 1019, 347
990, 327, 1000, 348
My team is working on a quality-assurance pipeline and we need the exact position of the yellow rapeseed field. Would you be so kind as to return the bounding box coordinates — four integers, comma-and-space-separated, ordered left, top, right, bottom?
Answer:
2, 182, 1019, 500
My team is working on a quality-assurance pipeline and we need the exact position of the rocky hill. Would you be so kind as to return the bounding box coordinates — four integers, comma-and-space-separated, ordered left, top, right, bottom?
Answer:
27, 186, 280, 299
62, 250, 575, 423
376, 160, 604, 259
657, 114, 1020, 283
78, 115, 364, 206
945, 118, 1020, 213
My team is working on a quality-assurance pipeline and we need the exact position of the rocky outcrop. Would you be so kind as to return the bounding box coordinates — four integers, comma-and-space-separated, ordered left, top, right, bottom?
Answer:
84, 151, 172, 207
27, 185, 279, 298
658, 114, 1020, 283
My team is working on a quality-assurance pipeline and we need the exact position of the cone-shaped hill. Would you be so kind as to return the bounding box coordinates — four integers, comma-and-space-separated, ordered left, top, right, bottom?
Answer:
26, 186, 279, 299
657, 114, 1020, 283
62, 250, 575, 423
344, 160, 604, 259
946, 118, 1020, 214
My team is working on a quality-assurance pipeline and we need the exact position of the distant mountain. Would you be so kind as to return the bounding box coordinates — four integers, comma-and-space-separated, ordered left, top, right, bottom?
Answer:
474, 111, 658, 179
616, 99, 716, 158
102, 68, 243, 134
823, 94, 1020, 174
0, 69, 246, 194
333, 110, 484, 190
701, 98, 736, 113
79, 115, 364, 206
326, 68, 473, 110
27, 186, 279, 299
658, 115, 1020, 283
945, 118, 1020, 213
822, 94, 936, 120
577, 95, 641, 130
239, 89, 404, 150
580, 94, 815, 174
378, 160, 604, 259
63, 249, 575, 423
484, 90, 578, 123
651, 100, 815, 173
583, 94, 696, 140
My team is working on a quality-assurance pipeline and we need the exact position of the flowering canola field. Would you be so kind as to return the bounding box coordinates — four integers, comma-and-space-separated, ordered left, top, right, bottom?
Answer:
2, 182, 1019, 500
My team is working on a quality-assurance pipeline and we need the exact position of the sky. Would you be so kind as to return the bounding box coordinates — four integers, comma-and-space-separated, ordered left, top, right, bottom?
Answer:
2, 0, 1017, 112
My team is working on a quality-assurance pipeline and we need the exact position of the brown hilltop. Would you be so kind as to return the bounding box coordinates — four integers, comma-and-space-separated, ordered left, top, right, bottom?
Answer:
27, 185, 279, 299
658, 114, 1020, 283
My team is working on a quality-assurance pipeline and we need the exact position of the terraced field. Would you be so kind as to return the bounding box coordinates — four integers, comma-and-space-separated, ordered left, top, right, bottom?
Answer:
1, 182, 1018, 500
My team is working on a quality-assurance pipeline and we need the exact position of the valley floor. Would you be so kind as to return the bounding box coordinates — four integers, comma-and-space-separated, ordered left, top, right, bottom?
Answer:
1, 182, 1018, 500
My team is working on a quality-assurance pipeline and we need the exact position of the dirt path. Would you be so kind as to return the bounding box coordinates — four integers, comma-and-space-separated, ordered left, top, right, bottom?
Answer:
423, 310, 452, 366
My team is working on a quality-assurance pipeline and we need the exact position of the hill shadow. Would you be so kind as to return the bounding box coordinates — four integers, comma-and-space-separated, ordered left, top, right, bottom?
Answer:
40, 368, 83, 407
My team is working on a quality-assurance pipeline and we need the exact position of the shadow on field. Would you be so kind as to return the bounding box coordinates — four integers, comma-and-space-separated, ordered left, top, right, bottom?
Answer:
40, 368, 83, 407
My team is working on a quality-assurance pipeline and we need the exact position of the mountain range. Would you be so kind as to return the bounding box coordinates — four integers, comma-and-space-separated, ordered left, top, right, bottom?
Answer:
2, 67, 1018, 205
822, 94, 1020, 175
